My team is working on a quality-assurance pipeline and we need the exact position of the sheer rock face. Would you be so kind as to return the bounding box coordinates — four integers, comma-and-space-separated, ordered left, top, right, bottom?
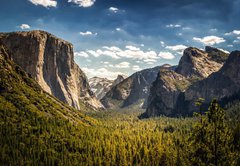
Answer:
0, 30, 103, 110
143, 47, 229, 118
101, 66, 169, 109
184, 51, 240, 114
144, 69, 190, 117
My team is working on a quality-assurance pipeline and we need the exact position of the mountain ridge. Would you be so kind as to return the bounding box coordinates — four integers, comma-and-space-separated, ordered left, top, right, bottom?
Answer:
142, 46, 230, 118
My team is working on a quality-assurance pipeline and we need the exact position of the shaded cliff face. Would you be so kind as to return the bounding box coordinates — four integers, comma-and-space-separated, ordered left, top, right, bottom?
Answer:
101, 65, 171, 109
182, 51, 240, 114
143, 69, 190, 117
143, 47, 229, 118
0, 30, 103, 110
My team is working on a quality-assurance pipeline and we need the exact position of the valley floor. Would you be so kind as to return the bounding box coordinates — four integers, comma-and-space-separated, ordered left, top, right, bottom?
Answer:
1, 105, 239, 165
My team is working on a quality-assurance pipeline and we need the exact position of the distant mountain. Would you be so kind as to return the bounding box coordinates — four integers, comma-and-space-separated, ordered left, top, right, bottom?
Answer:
0, 30, 103, 110
101, 65, 174, 110
89, 75, 126, 100
142, 46, 229, 118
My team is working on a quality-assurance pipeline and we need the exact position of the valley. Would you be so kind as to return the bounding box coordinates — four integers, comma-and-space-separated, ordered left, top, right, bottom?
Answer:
0, 30, 239, 165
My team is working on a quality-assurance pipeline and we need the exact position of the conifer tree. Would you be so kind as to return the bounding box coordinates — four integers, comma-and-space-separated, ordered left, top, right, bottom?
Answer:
189, 99, 236, 166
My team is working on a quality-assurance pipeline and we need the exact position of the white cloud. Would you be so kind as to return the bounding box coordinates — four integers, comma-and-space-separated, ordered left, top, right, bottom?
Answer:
233, 40, 240, 44
166, 45, 187, 54
237, 37, 240, 40
115, 62, 130, 69
132, 65, 141, 71
109, 7, 119, 13
166, 24, 181, 28
74, 51, 89, 58
68, 0, 95, 7
79, 31, 97, 36
96, 49, 120, 59
225, 30, 240, 36
77, 45, 160, 63
87, 50, 100, 57
193, 36, 225, 46
210, 28, 218, 32
116, 28, 121, 31
182, 27, 191, 30
20, 24, 31, 30
82, 67, 126, 80
126, 45, 140, 51
29, 0, 57, 8
159, 52, 175, 60
143, 59, 157, 63
160, 41, 165, 47
227, 44, 233, 47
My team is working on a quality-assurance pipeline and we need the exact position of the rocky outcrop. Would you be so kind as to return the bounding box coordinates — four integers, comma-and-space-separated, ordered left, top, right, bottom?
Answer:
89, 75, 126, 100
175, 47, 225, 79
143, 47, 229, 118
112, 75, 127, 87
101, 65, 173, 109
0, 30, 103, 110
182, 50, 240, 114
143, 69, 190, 117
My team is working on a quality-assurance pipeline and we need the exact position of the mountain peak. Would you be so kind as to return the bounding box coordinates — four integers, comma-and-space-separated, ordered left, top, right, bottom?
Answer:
205, 46, 229, 63
175, 47, 225, 79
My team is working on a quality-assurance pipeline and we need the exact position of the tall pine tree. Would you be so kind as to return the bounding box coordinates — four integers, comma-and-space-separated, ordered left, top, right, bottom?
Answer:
189, 99, 237, 166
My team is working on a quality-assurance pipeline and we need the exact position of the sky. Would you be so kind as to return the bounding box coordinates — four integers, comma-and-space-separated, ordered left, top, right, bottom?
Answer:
0, 0, 240, 80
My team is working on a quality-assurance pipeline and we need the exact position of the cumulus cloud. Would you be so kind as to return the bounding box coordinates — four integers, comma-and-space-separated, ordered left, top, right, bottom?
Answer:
79, 31, 97, 36
125, 45, 140, 51
115, 62, 130, 68
82, 67, 126, 80
158, 52, 175, 60
132, 65, 141, 71
166, 45, 187, 54
74, 51, 89, 58
20, 24, 31, 30
166, 24, 181, 28
29, 0, 57, 8
193, 36, 225, 46
77, 45, 160, 62
225, 30, 240, 36
109, 7, 119, 13
68, 0, 95, 7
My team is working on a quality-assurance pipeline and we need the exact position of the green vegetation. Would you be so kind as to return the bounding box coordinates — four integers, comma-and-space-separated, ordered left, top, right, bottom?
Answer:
0, 46, 240, 165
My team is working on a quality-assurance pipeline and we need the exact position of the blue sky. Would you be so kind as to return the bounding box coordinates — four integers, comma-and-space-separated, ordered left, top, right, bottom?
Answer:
0, 0, 240, 79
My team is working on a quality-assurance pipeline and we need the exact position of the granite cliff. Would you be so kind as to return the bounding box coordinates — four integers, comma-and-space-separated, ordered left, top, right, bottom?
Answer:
0, 30, 103, 110
142, 47, 229, 118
